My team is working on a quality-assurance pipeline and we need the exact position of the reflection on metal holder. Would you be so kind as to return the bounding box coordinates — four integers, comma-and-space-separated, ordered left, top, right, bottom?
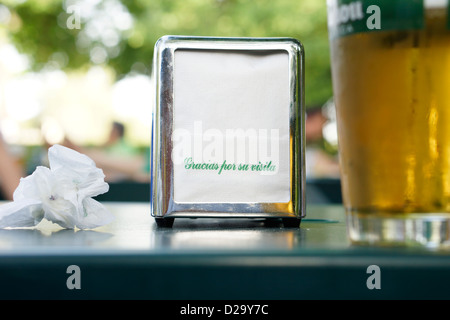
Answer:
151, 36, 305, 228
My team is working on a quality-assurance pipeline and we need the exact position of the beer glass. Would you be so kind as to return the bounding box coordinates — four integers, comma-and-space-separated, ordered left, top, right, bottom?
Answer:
327, 0, 450, 247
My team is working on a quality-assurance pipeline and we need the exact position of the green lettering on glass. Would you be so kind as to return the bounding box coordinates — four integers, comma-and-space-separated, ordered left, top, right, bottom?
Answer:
327, 0, 424, 40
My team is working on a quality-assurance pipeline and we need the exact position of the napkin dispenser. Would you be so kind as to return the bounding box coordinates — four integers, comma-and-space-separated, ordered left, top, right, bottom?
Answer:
151, 36, 305, 228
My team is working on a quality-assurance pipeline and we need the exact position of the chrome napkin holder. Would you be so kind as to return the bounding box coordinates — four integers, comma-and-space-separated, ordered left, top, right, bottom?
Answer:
151, 36, 305, 228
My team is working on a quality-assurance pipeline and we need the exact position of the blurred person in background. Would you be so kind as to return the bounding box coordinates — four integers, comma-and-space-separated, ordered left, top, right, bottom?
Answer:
0, 135, 24, 200
305, 105, 340, 178
63, 121, 150, 183
103, 122, 136, 156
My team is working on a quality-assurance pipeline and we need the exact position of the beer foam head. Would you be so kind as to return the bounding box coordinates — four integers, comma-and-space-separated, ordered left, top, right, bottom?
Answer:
425, 0, 447, 8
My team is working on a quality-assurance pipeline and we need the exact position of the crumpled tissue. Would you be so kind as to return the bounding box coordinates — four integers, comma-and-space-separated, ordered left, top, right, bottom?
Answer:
0, 144, 113, 229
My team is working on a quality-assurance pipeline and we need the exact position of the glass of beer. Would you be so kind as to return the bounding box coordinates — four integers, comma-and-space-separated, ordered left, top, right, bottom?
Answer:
327, 0, 450, 247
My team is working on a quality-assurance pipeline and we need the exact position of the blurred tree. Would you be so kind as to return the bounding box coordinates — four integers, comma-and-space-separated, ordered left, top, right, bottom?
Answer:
2, 0, 332, 107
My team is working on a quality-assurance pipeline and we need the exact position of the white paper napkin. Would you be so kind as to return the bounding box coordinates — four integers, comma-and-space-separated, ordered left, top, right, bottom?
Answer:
0, 144, 113, 229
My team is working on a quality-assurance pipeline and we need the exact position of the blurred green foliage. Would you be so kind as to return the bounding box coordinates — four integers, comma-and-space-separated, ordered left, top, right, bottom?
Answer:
3, 0, 332, 107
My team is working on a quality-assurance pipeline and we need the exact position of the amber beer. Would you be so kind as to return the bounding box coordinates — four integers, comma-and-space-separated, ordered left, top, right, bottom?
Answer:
328, 0, 450, 245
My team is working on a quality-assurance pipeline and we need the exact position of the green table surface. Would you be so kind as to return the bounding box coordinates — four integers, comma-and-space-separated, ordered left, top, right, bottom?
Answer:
0, 202, 449, 300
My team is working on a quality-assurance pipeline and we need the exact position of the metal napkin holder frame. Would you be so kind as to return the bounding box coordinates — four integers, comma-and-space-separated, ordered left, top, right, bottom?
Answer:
151, 36, 305, 228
